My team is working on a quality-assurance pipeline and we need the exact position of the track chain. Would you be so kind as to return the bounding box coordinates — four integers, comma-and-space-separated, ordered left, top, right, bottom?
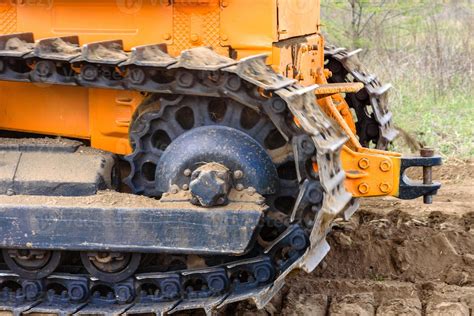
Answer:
0, 34, 353, 314
325, 45, 398, 149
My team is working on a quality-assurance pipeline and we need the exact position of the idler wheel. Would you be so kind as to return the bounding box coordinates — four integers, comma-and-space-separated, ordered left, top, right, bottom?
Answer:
2, 249, 62, 279
80, 252, 141, 282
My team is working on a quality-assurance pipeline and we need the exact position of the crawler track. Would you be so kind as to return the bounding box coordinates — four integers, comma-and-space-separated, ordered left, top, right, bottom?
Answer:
0, 34, 355, 314
325, 46, 398, 149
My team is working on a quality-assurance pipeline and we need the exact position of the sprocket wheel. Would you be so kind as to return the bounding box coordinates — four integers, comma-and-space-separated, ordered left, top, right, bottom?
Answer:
325, 47, 397, 149
125, 94, 314, 244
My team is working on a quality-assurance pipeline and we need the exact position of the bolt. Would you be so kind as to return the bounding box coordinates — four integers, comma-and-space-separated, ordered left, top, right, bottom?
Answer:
35, 61, 52, 77
221, 34, 228, 41
184, 169, 192, 177
233, 170, 243, 179
129, 67, 146, 85
226, 75, 241, 91
82, 65, 98, 81
208, 276, 226, 292
216, 197, 226, 205
69, 284, 86, 301
162, 281, 179, 298
271, 99, 286, 113
221, 0, 229, 7
420, 148, 435, 204
254, 266, 271, 283
116, 286, 132, 303
308, 188, 323, 204
6, 188, 14, 196
247, 187, 256, 196
163, 33, 172, 40
358, 183, 370, 194
358, 158, 370, 170
170, 185, 179, 194
379, 160, 391, 172
182, 184, 189, 190
235, 183, 244, 191
291, 234, 307, 251
379, 182, 391, 193
177, 71, 195, 88
24, 283, 39, 300
190, 34, 200, 43
301, 138, 315, 155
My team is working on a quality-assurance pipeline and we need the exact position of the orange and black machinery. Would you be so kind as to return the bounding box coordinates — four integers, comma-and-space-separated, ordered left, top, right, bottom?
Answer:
0, 1, 440, 314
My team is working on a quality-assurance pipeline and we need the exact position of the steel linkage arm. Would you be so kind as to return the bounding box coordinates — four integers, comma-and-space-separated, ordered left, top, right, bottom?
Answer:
314, 83, 441, 203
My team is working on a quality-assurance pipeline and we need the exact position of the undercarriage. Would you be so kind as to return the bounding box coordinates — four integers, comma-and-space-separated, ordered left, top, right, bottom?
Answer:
0, 33, 441, 315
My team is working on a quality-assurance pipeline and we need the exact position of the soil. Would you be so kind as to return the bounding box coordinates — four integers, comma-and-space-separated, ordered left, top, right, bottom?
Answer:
4, 37, 34, 53
39, 38, 81, 57
225, 160, 474, 315
87, 42, 128, 62
173, 46, 235, 69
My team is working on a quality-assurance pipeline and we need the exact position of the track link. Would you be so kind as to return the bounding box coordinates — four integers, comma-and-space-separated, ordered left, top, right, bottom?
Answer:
325, 45, 398, 149
0, 34, 354, 314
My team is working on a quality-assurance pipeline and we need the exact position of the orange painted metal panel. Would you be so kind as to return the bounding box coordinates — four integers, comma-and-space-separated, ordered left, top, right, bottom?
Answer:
277, 0, 320, 40
0, 82, 90, 139
15, 0, 173, 50
220, 0, 277, 58
89, 89, 143, 155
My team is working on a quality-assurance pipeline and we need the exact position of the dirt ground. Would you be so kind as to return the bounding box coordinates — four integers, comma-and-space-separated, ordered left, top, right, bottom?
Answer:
228, 160, 474, 315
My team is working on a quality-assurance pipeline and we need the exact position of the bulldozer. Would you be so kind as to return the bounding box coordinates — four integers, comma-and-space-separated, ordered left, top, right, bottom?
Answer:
0, 0, 441, 314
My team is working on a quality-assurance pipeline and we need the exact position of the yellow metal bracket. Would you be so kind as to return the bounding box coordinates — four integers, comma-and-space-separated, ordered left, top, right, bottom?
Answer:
342, 146, 401, 197
313, 82, 404, 198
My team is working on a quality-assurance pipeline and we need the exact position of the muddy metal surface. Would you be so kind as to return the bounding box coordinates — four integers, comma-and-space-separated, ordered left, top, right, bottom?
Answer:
226, 161, 474, 315
0, 162, 472, 316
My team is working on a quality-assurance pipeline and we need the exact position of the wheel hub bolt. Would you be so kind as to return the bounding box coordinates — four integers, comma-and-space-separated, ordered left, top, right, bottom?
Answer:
233, 170, 243, 179
190, 163, 231, 207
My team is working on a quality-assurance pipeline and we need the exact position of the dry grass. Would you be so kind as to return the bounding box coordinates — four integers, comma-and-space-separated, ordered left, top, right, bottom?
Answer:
322, 0, 473, 159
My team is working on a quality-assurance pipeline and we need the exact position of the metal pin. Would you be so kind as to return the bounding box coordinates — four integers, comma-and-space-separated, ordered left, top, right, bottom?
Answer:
420, 148, 435, 204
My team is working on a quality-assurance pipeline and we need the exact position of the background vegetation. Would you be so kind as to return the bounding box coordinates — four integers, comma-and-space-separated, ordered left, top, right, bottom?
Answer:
321, 0, 473, 159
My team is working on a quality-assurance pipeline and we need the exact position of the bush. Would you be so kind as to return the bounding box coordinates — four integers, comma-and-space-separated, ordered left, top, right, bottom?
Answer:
322, 0, 473, 159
